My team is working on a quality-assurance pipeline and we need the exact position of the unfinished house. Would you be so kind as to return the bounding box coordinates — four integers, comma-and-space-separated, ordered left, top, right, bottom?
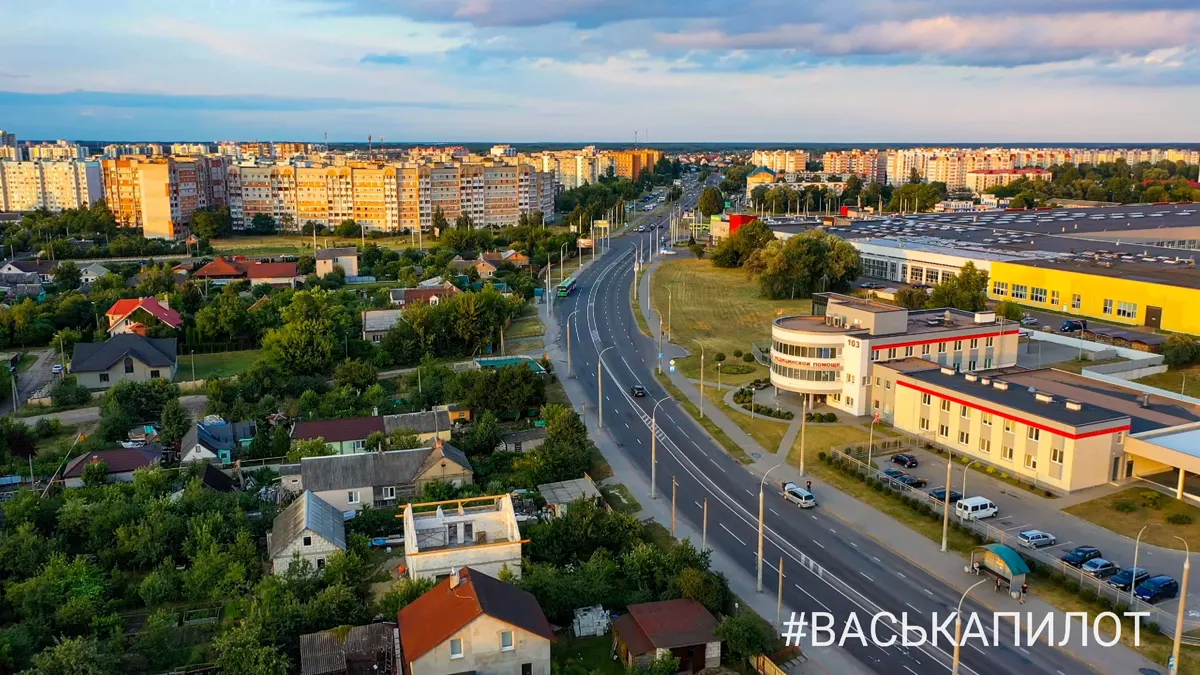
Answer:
401, 494, 527, 582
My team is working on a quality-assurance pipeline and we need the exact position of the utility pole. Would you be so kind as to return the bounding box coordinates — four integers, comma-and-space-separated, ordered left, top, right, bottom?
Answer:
797, 397, 808, 476
702, 498, 708, 550
941, 449, 953, 552
671, 475, 677, 536
776, 556, 785, 629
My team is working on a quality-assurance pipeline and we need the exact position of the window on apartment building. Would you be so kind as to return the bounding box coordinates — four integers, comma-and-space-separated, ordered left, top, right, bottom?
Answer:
450, 639, 464, 659
981, 412, 993, 426
847, 374, 856, 384
1103, 299, 1113, 315
501, 631, 514, 651
1117, 302, 1137, 319
1027, 427, 1041, 441
953, 340, 962, 351
846, 396, 854, 407
347, 491, 360, 505
888, 348, 897, 359
1031, 287, 1047, 303
968, 359, 977, 371
938, 342, 947, 354
124, 357, 134, 374
1050, 291, 1060, 307
872, 350, 881, 362
985, 357, 993, 368
921, 393, 931, 406
938, 424, 950, 438
1051, 447, 1064, 464
958, 405, 969, 419
979, 438, 992, 453
1071, 294, 1082, 310
1024, 454, 1038, 470
873, 400, 880, 410
922, 344, 931, 356
920, 417, 930, 431
992, 281, 1008, 296
940, 399, 951, 412
970, 338, 979, 349
1003, 420, 1014, 433
885, 380, 891, 390
958, 431, 970, 446
905, 346, 914, 357
985, 336, 994, 347
1012, 285, 1028, 300
382, 486, 396, 500
99, 373, 109, 383
875, 377, 881, 387
1001, 445, 1014, 461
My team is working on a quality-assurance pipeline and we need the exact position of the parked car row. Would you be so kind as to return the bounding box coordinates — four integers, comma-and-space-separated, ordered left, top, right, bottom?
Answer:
1059, 545, 1180, 603
882, 468, 927, 488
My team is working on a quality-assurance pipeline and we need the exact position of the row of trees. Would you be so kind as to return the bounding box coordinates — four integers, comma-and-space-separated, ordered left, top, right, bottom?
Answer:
744, 230, 862, 300
988, 160, 1200, 208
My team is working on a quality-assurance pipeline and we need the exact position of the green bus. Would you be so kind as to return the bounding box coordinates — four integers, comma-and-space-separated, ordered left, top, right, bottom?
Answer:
556, 277, 578, 297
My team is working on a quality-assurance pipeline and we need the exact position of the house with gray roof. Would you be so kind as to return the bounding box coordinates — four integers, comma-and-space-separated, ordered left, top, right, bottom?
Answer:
293, 439, 472, 512
79, 262, 113, 286
384, 410, 453, 443
361, 309, 403, 343
70, 334, 177, 389
268, 490, 347, 575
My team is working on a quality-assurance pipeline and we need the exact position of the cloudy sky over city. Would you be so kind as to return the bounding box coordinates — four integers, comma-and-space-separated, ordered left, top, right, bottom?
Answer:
2, 0, 1199, 142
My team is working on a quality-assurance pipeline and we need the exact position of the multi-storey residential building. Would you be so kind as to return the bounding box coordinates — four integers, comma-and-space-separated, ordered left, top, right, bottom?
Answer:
822, 150, 886, 183
0, 160, 103, 212
924, 153, 969, 190
752, 149, 810, 174
0, 131, 19, 160
273, 142, 308, 159
170, 143, 211, 156
610, 149, 664, 180
25, 141, 87, 161
490, 144, 517, 157
965, 168, 1053, 194
102, 155, 229, 239
103, 143, 163, 158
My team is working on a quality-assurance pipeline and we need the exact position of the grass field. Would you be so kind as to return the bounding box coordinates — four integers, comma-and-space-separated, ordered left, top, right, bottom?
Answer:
1136, 364, 1200, 398
506, 315, 545, 339
1049, 356, 1128, 374
702, 385, 789, 453
1064, 486, 1200, 551
601, 483, 642, 514
650, 258, 811, 383
790, 424, 874, 459
175, 350, 263, 382
552, 634, 623, 675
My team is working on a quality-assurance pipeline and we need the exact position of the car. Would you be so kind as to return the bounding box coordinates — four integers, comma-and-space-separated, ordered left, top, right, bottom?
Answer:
1108, 567, 1151, 592
120, 439, 146, 449
1020, 314, 1039, 326
51, 364, 64, 374
781, 481, 817, 508
1017, 530, 1057, 549
891, 453, 918, 468
859, 281, 882, 289
1134, 575, 1180, 603
896, 475, 927, 488
630, 385, 647, 397
1059, 319, 1088, 333
882, 468, 906, 479
1061, 546, 1103, 568
928, 488, 963, 504
1081, 558, 1121, 579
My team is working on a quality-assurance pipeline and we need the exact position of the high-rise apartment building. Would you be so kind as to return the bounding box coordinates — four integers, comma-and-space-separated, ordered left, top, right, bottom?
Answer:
103, 143, 163, 158
611, 149, 664, 180
965, 168, 1053, 194
0, 160, 103, 212
0, 131, 19, 160
822, 150, 886, 183
171, 143, 212, 156
101, 155, 229, 239
25, 141, 88, 161
751, 149, 810, 174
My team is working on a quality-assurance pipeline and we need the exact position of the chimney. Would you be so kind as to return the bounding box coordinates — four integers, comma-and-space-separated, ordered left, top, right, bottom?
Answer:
964, 373, 978, 382
992, 380, 1009, 391
1140, 393, 1151, 408
449, 568, 460, 588
1065, 400, 1082, 411
1034, 392, 1054, 403
940, 367, 955, 376
943, 310, 952, 324
980, 377, 991, 386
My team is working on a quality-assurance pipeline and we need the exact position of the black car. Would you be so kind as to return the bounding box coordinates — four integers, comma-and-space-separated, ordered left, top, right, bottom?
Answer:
1108, 567, 1151, 592
630, 385, 647, 397
897, 475, 927, 489
891, 454, 918, 468
1061, 546, 1102, 568
928, 488, 963, 504
882, 468, 906, 480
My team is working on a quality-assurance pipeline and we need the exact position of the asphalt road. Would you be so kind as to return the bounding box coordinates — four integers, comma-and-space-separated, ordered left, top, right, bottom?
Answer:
547, 185, 1100, 675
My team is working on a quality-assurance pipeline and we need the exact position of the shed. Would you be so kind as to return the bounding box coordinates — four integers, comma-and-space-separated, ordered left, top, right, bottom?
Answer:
537, 475, 603, 518
612, 599, 720, 674
968, 544, 1030, 598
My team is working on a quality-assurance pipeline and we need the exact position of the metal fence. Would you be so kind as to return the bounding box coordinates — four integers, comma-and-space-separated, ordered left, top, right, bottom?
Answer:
824, 444, 1200, 644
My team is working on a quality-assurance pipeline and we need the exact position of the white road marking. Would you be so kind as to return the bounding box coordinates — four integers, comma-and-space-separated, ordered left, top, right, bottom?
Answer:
769, 508, 780, 516
636, 438, 642, 445
709, 458, 723, 470
970, 644, 986, 655
745, 489, 754, 497
719, 523, 746, 546
872, 556, 881, 563
860, 572, 874, 582
923, 588, 934, 595
811, 539, 825, 549
850, 541, 858, 548
1018, 647, 1031, 655
796, 584, 831, 612
904, 667, 919, 675
905, 602, 922, 614
829, 528, 836, 534
625, 423, 630, 429
897, 572, 906, 579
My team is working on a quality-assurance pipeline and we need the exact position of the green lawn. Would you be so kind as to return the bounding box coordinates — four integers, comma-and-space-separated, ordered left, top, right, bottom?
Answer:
1049, 356, 1128, 374
789, 424, 873, 460
1064, 486, 1200, 551
175, 350, 264, 382
702, 385, 788, 453
15, 353, 37, 372
601, 483, 642, 514
507, 315, 545, 340
1136, 364, 1200, 398
552, 634, 623, 675
649, 258, 810, 383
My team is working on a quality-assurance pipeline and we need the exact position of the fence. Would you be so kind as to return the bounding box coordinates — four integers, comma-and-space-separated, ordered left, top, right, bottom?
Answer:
824, 446, 1200, 643
752, 654, 788, 675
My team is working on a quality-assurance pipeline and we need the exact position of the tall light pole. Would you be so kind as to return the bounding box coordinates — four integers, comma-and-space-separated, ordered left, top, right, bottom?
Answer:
1169, 536, 1191, 675
961, 459, 980, 499
598, 346, 614, 428
566, 310, 579, 378
951, 579, 988, 675
651, 397, 670, 499
865, 412, 880, 468
796, 396, 809, 476
758, 462, 784, 592
559, 242, 568, 285
667, 286, 673, 342
1130, 525, 1148, 607
693, 339, 705, 418
941, 449, 953, 552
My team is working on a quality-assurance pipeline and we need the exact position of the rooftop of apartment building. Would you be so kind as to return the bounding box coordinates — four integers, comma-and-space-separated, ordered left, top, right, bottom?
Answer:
1000, 368, 1200, 434
775, 293, 1008, 338
402, 494, 522, 554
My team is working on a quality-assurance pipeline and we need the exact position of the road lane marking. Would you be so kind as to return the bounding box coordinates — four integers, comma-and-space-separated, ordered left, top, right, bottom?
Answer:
969, 644, 986, 655
811, 539, 825, 549
745, 489, 754, 497
1018, 647, 1030, 655
906, 602, 922, 614
769, 508, 780, 516
637, 438, 642, 444
904, 667, 919, 675
872, 556, 881, 563
796, 584, 831, 612
709, 458, 723, 470
923, 588, 934, 595
860, 572, 874, 582
719, 523, 746, 546
897, 572, 906, 579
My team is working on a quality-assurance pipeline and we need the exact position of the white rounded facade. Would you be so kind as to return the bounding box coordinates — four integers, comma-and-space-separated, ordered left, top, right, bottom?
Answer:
769, 317, 846, 396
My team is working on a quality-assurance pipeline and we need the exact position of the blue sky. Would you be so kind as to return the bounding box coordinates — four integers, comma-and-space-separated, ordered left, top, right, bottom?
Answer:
1, 0, 1199, 142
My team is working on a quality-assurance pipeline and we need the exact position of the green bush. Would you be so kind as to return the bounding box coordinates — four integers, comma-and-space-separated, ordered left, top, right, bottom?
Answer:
1080, 588, 1097, 602
818, 452, 827, 462
733, 349, 743, 358
1114, 500, 1137, 513
821, 412, 838, 423
719, 364, 754, 375
1167, 512, 1193, 525
742, 353, 755, 363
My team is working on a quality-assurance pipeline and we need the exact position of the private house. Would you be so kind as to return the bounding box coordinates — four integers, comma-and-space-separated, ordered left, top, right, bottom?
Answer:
180, 417, 257, 465
498, 428, 546, 454
612, 599, 721, 674
267, 490, 347, 575
192, 256, 299, 287
300, 623, 398, 675
70, 334, 178, 389
292, 416, 385, 455
316, 247, 359, 278
11, 284, 45, 302
385, 410, 453, 444
61, 447, 161, 488
449, 256, 497, 279
401, 494, 526, 581
388, 283, 462, 308
537, 476, 602, 518
434, 403, 471, 425
482, 249, 531, 268
79, 263, 112, 286
397, 568, 554, 675
293, 439, 473, 512
105, 296, 183, 335
362, 309, 403, 343
0, 260, 54, 283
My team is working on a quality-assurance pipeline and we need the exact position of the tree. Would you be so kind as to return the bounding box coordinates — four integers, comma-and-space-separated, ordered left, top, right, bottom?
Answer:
158, 398, 191, 448
250, 213, 277, 235
287, 437, 334, 462
628, 653, 680, 675
697, 187, 724, 218
374, 577, 436, 616
715, 612, 775, 664
263, 320, 336, 376
334, 359, 377, 392
52, 261, 81, 289
389, 427, 420, 449
1163, 334, 1200, 368
22, 636, 122, 675
927, 262, 989, 312
334, 219, 361, 237
995, 300, 1023, 321
892, 286, 929, 310
744, 229, 860, 299
432, 206, 449, 233
191, 207, 232, 239
81, 460, 109, 487
213, 623, 290, 675
711, 220, 775, 269
526, 498, 643, 567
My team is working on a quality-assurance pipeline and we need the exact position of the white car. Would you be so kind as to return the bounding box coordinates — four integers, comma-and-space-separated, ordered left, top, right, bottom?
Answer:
660, 248, 677, 255
781, 482, 817, 508
51, 364, 64, 374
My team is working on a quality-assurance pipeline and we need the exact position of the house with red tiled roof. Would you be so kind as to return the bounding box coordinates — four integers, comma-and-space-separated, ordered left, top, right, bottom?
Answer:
61, 447, 161, 488
193, 256, 299, 287
106, 297, 183, 336
388, 283, 462, 308
613, 599, 721, 673
291, 416, 386, 455
397, 567, 554, 675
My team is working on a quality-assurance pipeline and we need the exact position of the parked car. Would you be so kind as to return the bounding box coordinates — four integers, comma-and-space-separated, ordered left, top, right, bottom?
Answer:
630, 385, 647, 397
1134, 576, 1180, 604
954, 496, 998, 520
51, 364, 64, 374
1059, 319, 1088, 333
1061, 546, 1103, 568
859, 281, 883, 289
896, 475, 927, 489
882, 468, 907, 480
928, 488, 963, 504
1020, 314, 1039, 326
1081, 558, 1121, 579
1017, 530, 1057, 549
781, 481, 817, 508
891, 453, 918, 468
1108, 567, 1151, 592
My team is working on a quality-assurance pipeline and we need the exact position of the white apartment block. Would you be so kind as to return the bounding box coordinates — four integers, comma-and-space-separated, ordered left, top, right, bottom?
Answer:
886, 147, 1200, 186
171, 143, 212, 156
0, 160, 103, 213
103, 143, 163, 158
0, 131, 18, 161
25, 141, 88, 161
752, 149, 810, 174
822, 150, 886, 183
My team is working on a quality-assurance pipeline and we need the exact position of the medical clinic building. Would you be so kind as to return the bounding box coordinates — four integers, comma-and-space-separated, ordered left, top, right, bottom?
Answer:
769, 293, 1019, 418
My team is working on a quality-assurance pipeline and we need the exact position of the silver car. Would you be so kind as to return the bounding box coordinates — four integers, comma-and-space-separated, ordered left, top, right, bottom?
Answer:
1017, 530, 1056, 549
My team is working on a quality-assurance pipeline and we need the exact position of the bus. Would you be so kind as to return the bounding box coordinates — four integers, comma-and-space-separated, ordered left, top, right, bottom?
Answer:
556, 277, 577, 297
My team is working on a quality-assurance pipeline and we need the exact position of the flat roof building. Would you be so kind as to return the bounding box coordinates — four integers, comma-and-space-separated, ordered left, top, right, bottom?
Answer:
401, 494, 527, 582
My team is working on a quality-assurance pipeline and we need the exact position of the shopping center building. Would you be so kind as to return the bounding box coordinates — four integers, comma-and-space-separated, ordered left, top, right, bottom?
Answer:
769, 293, 1020, 417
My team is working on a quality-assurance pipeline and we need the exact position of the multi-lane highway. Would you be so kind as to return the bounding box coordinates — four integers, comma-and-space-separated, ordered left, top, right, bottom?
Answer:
547, 181, 1101, 675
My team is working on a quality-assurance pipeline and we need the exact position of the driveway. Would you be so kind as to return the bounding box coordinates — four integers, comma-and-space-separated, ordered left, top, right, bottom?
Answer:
872, 445, 1199, 618
14, 348, 56, 404
21, 394, 208, 426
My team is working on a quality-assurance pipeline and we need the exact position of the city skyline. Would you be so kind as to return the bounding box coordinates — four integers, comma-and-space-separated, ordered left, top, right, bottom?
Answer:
2, 0, 1199, 142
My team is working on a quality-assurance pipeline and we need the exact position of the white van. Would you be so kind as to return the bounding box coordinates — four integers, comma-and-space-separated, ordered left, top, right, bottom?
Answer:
955, 496, 998, 520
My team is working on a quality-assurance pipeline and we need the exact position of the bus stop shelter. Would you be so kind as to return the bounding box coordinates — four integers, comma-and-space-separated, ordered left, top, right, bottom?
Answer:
968, 544, 1030, 599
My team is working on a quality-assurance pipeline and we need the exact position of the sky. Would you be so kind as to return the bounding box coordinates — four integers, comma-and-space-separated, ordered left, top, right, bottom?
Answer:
1, 0, 1199, 143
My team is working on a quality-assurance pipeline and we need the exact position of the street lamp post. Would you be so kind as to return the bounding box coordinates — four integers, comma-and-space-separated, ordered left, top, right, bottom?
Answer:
566, 310, 579, 378
758, 463, 784, 592
693, 340, 705, 419
560, 243, 568, 285
941, 449, 953, 552
962, 459, 980, 498
667, 287, 672, 341
651, 397, 670, 499
1130, 525, 1148, 607
866, 413, 880, 469
951, 579, 989, 675
598, 346, 614, 428
1169, 537, 1191, 675
797, 396, 809, 476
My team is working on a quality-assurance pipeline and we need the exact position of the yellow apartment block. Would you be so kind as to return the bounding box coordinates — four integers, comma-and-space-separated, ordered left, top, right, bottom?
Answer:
987, 259, 1200, 335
